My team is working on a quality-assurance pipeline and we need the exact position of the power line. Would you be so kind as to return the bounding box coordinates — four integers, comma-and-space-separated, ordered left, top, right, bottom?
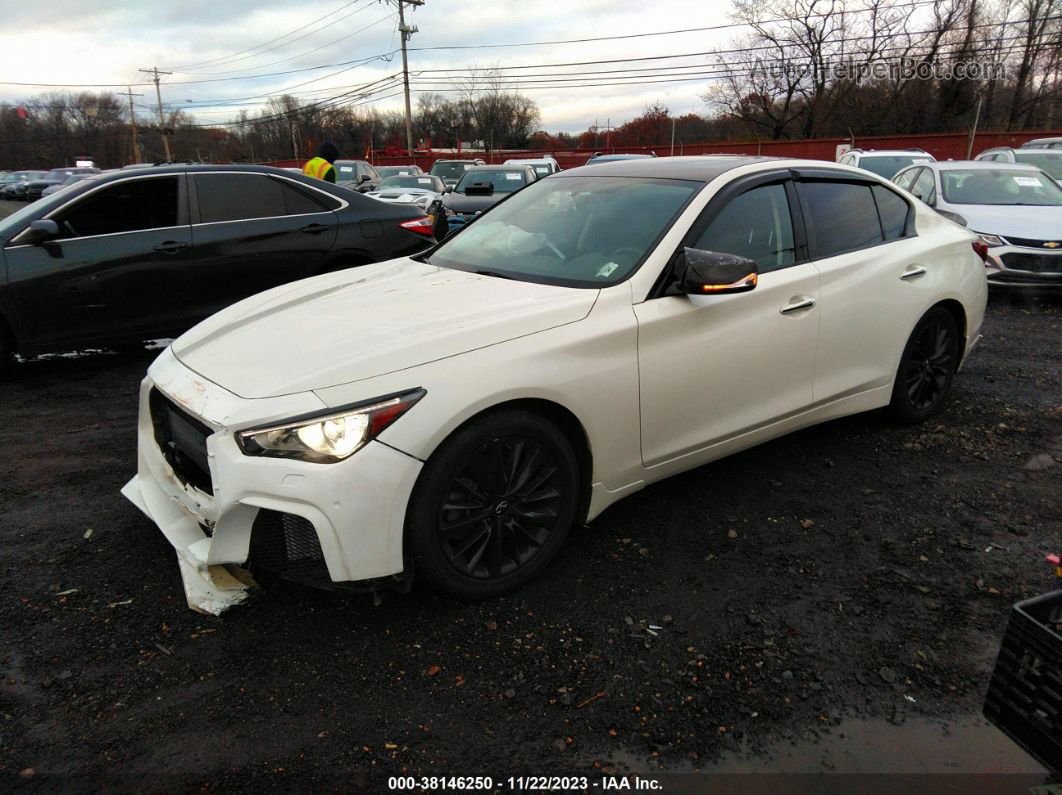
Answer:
407, 0, 942, 51
166, 0, 371, 70
165, 8, 396, 76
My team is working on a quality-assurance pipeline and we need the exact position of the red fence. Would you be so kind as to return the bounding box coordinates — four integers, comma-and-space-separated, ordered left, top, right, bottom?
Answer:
263, 129, 1061, 172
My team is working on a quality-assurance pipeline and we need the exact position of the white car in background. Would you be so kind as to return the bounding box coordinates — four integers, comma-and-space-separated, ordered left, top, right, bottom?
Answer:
974, 147, 1062, 181
365, 174, 446, 211
894, 159, 1062, 288
123, 157, 987, 614
504, 157, 561, 177
838, 148, 935, 179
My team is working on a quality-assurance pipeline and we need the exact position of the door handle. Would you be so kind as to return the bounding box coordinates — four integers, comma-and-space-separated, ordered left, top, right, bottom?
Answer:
301, 223, 330, 234
780, 297, 816, 315
900, 265, 927, 280
153, 241, 188, 254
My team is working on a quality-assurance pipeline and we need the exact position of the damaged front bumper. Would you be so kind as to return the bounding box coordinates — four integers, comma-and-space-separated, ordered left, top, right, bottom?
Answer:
121, 347, 423, 614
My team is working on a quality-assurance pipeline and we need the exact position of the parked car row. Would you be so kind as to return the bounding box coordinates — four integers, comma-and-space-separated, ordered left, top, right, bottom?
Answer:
118, 154, 990, 613
0, 165, 437, 362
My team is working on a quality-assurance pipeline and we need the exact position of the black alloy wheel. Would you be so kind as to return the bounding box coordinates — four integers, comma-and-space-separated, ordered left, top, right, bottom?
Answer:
439, 436, 563, 580
408, 410, 579, 598
890, 306, 960, 422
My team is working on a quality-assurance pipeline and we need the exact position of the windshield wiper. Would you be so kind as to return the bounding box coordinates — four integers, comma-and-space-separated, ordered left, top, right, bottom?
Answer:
472, 269, 514, 280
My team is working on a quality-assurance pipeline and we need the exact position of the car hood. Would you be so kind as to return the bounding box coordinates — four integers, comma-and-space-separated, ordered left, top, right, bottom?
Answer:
944, 203, 1062, 239
368, 188, 437, 201
444, 192, 506, 214
171, 257, 598, 399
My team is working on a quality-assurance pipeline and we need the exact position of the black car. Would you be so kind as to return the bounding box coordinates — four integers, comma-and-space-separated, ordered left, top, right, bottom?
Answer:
333, 160, 382, 193
1, 171, 48, 201
24, 167, 101, 202
441, 164, 538, 230
0, 165, 436, 362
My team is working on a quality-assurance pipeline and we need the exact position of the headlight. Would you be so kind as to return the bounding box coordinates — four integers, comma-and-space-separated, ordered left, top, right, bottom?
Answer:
975, 232, 1006, 247
236, 389, 425, 463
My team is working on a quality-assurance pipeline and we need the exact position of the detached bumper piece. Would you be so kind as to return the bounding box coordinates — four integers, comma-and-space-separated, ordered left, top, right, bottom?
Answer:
248, 509, 332, 588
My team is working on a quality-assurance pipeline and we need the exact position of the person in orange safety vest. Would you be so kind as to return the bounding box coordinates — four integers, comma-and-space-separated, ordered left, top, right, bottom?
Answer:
303, 140, 340, 183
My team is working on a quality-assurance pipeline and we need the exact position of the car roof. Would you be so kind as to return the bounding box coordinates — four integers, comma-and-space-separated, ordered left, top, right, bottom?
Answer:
854, 150, 933, 157
464, 164, 533, 172
562, 155, 782, 181
915, 160, 1043, 172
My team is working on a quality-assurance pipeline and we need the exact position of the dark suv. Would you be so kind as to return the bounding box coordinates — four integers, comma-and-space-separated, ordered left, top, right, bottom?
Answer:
0, 165, 437, 362
333, 160, 382, 193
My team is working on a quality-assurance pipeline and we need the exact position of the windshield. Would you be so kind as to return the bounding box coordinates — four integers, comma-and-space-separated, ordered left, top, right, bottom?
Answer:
940, 169, 1062, 205
431, 161, 475, 179
858, 155, 931, 179
43, 169, 74, 181
378, 166, 418, 177
455, 170, 528, 194
379, 175, 440, 190
428, 175, 699, 288
1012, 150, 1062, 179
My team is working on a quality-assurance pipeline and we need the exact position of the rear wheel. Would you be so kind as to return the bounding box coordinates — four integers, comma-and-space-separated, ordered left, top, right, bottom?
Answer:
407, 410, 580, 599
889, 306, 961, 423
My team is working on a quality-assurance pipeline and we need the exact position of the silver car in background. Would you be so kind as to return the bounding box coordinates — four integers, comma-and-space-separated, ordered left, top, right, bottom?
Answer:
364, 174, 446, 211
894, 160, 1062, 288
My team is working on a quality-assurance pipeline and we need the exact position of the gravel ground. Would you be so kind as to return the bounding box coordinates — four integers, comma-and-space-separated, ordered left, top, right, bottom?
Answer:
1, 286, 1060, 791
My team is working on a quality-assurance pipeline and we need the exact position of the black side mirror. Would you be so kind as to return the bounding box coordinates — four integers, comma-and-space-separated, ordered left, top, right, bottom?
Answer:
679, 247, 758, 296
443, 185, 453, 194
23, 219, 59, 245
358, 174, 372, 183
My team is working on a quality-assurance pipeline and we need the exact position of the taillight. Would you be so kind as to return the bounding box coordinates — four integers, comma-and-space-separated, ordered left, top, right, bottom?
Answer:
972, 240, 989, 264
399, 217, 435, 236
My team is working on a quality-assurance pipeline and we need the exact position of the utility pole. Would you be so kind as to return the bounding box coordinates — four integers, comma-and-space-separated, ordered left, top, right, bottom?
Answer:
139, 66, 173, 162
397, 0, 424, 158
125, 87, 143, 164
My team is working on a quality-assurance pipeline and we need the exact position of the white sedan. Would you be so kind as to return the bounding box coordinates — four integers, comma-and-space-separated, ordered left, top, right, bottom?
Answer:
122, 156, 988, 613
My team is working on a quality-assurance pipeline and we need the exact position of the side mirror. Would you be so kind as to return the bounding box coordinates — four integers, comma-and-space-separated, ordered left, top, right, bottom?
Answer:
358, 174, 372, 183
23, 219, 59, 245
679, 247, 758, 297
936, 209, 967, 226
444, 185, 453, 194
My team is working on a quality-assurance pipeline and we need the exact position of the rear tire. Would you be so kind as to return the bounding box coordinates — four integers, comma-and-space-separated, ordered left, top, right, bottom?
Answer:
407, 410, 580, 599
888, 306, 961, 424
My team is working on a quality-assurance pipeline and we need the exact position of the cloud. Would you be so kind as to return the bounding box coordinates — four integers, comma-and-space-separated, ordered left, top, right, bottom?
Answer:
0, 0, 736, 132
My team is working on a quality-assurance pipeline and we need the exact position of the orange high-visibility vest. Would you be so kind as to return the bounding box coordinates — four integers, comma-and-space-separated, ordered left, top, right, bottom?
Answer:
303, 157, 335, 182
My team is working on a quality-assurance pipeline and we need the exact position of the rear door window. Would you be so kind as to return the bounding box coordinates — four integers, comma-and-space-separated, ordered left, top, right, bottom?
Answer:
52, 176, 179, 239
800, 181, 883, 258
195, 173, 329, 221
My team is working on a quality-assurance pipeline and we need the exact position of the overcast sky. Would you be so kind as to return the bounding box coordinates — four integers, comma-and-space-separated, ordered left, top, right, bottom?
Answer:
0, 0, 745, 133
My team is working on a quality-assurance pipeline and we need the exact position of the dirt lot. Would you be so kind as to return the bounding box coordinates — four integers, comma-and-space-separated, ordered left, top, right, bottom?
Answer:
1, 289, 1060, 791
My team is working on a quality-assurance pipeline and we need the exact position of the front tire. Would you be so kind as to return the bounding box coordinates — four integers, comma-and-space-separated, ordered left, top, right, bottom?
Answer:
889, 306, 961, 423
407, 410, 580, 599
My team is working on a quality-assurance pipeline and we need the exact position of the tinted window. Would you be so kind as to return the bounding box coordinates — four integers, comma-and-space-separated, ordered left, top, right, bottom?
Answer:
802, 181, 883, 258
693, 183, 796, 273
53, 176, 178, 239
196, 174, 327, 222
455, 170, 529, 194
872, 185, 911, 240
1013, 150, 1062, 179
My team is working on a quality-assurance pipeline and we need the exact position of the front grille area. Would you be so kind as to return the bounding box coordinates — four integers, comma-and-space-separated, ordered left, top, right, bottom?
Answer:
1001, 252, 1062, 274
149, 389, 214, 494
1004, 235, 1062, 249
248, 509, 332, 587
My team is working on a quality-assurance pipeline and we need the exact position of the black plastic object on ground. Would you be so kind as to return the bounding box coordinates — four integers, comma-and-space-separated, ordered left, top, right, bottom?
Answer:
984, 589, 1062, 774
